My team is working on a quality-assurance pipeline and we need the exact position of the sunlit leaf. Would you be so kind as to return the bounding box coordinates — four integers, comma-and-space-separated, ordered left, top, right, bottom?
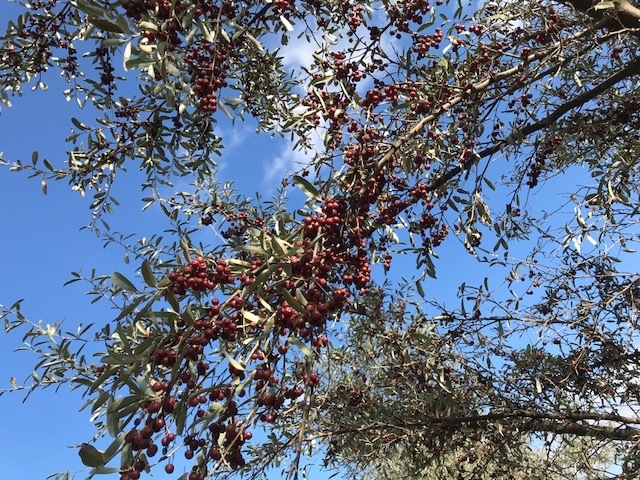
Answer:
79, 444, 105, 468
292, 175, 320, 201
111, 272, 138, 292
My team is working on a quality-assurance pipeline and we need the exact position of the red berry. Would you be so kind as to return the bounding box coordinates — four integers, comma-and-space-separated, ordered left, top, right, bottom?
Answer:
151, 382, 164, 392
154, 417, 165, 431
146, 400, 161, 413
147, 443, 158, 457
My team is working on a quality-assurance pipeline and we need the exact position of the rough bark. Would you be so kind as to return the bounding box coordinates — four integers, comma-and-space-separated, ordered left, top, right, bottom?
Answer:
562, 0, 640, 31
324, 410, 640, 442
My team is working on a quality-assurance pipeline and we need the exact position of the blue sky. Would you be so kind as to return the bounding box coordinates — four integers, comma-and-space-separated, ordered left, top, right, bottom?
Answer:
0, 4, 343, 479
0, 92, 314, 480
0, 4, 538, 477
0, 102, 481, 478
0, 44, 468, 480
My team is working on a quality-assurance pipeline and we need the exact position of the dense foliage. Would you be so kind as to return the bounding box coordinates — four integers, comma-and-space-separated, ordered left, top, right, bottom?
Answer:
2, 0, 640, 478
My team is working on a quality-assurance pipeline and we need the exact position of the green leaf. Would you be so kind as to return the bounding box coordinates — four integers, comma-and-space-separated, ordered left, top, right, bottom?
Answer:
124, 58, 155, 69
103, 435, 124, 463
89, 467, 121, 475
243, 263, 282, 297
246, 33, 263, 51
79, 444, 105, 467
271, 236, 290, 257
91, 390, 110, 413
133, 335, 158, 356
218, 100, 233, 119
242, 310, 265, 324
282, 288, 306, 313
175, 404, 187, 435
288, 337, 312, 358
295, 288, 308, 307
89, 17, 124, 33
75, 0, 107, 17
107, 408, 120, 438
89, 367, 119, 392
483, 177, 495, 191
165, 290, 181, 312
71, 118, 89, 131
594, 1, 615, 9
280, 15, 293, 32
223, 350, 245, 371
120, 443, 133, 469
138, 21, 158, 31
401, 154, 412, 175
141, 260, 156, 287
293, 175, 321, 201
111, 272, 138, 292
122, 41, 132, 71
236, 244, 271, 258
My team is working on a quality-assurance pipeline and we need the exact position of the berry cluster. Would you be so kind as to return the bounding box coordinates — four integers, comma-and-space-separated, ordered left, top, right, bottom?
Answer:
125, 239, 357, 476
387, 0, 435, 33
115, 105, 141, 119
526, 135, 563, 188
168, 257, 234, 295
184, 44, 230, 113
412, 28, 444, 58
120, 0, 154, 19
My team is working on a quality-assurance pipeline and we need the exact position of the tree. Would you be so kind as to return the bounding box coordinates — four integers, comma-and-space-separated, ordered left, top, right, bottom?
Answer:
317, 288, 620, 479
1, 0, 640, 478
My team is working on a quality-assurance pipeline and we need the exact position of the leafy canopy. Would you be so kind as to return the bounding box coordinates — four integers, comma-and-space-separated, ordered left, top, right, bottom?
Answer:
2, 0, 640, 479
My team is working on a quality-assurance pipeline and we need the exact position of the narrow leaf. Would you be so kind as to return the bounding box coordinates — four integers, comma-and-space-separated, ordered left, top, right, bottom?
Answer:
111, 272, 138, 292
141, 260, 156, 287
293, 175, 320, 201
89, 17, 124, 33
223, 351, 245, 371
288, 337, 312, 358
79, 444, 105, 467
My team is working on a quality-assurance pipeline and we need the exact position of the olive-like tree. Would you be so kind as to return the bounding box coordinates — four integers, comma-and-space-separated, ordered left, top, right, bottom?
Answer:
2, 0, 640, 479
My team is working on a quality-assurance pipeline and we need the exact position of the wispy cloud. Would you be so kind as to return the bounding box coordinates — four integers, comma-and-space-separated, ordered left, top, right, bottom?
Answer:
261, 145, 298, 190
261, 139, 311, 192
280, 37, 321, 70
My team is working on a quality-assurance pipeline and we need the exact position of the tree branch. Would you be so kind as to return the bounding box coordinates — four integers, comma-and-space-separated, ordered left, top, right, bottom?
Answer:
478, 55, 640, 159
423, 55, 640, 196
561, 0, 640, 31
533, 420, 640, 441
318, 409, 640, 442
362, 25, 601, 194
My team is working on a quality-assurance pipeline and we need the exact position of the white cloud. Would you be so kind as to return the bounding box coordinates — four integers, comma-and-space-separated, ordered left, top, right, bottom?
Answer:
279, 37, 321, 70
261, 145, 298, 190
261, 128, 323, 193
